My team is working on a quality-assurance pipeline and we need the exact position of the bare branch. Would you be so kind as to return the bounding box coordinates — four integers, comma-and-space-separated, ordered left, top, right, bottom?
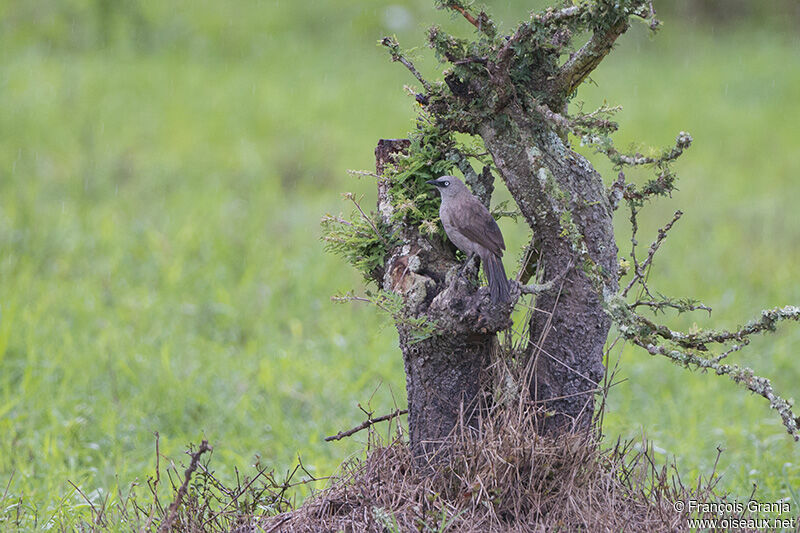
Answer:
343, 192, 389, 248
632, 298, 712, 315
325, 409, 408, 442
438, 1, 496, 37
159, 440, 212, 533
331, 293, 394, 315
449, 4, 479, 29
641, 210, 681, 272
622, 210, 682, 297
625, 204, 644, 295
380, 37, 431, 93
347, 169, 382, 180
710, 341, 747, 364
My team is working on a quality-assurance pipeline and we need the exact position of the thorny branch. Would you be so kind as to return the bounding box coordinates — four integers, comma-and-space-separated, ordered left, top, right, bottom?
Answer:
325, 408, 409, 442
615, 212, 800, 439
614, 156, 800, 441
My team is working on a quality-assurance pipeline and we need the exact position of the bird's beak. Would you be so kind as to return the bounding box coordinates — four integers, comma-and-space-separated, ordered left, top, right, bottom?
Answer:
426, 179, 443, 187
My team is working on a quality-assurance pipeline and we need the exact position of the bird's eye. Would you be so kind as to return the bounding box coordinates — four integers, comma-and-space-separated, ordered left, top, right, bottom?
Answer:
444, 181, 450, 187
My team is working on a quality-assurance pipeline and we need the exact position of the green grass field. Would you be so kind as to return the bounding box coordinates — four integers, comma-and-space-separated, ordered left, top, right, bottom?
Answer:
1, 1, 799, 529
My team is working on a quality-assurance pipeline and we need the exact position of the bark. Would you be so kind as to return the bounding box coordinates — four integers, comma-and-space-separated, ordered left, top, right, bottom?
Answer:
375, 140, 515, 459
478, 102, 619, 434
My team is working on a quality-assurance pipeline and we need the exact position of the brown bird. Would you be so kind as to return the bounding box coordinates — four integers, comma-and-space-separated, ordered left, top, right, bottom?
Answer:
427, 176, 510, 303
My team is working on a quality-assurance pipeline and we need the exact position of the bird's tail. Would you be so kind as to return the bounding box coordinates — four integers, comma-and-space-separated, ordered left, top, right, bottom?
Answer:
484, 253, 510, 304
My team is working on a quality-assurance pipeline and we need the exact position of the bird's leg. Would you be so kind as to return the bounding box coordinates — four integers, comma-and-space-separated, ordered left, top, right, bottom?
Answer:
458, 252, 476, 277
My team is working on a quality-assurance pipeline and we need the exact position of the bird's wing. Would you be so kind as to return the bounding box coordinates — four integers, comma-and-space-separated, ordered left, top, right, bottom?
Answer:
452, 197, 506, 256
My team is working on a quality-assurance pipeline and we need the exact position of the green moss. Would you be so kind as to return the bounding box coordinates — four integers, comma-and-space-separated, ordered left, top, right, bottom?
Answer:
384, 117, 459, 235
321, 117, 470, 281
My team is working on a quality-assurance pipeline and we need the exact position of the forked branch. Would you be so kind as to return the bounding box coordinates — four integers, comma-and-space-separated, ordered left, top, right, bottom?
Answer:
551, 18, 628, 97
548, 1, 659, 96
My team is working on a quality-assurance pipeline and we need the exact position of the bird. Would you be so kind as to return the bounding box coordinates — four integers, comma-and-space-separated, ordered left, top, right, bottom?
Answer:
426, 176, 510, 304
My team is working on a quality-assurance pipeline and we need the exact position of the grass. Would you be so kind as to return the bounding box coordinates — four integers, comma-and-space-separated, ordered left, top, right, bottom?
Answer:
1, 0, 798, 529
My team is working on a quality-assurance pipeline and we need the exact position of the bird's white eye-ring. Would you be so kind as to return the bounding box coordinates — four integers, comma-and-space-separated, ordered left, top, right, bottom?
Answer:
444, 181, 450, 186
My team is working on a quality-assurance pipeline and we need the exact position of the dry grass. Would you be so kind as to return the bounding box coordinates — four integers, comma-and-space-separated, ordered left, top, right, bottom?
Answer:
68, 326, 739, 532
256, 412, 717, 532
249, 334, 732, 533
70, 370, 738, 532
68, 301, 740, 532
71, 417, 740, 532
28, 297, 745, 532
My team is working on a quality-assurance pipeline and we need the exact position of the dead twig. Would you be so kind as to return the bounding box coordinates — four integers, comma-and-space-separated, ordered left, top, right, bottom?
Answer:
622, 210, 682, 297
143, 431, 162, 531
158, 440, 212, 533
325, 409, 409, 442
380, 37, 431, 93
67, 480, 104, 526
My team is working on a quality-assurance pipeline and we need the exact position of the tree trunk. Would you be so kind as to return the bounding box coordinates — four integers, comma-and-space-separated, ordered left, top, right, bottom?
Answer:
375, 140, 514, 459
375, 114, 618, 450
479, 104, 619, 434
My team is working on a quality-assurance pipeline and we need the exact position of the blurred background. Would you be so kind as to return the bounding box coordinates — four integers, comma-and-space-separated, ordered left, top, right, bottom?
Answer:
1, 0, 798, 527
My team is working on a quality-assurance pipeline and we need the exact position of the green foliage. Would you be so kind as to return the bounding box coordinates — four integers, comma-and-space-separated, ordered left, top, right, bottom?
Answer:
334, 290, 439, 344
386, 117, 458, 234
321, 206, 397, 283
319, 117, 459, 282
